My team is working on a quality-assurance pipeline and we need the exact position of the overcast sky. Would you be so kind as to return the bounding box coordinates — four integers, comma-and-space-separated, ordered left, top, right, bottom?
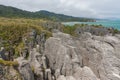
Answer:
0, 0, 120, 19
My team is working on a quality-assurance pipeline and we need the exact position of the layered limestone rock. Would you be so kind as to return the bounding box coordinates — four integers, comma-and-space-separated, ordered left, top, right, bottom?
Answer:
44, 31, 120, 80
17, 57, 35, 80
0, 64, 21, 80
5, 31, 120, 80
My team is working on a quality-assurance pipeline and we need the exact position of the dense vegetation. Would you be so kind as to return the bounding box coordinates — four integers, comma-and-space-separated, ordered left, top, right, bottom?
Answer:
0, 5, 95, 22
63, 24, 120, 36
0, 17, 52, 51
0, 17, 119, 50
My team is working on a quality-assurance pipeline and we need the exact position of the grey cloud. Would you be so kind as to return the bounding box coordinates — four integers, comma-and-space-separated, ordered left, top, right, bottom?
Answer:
0, 0, 120, 19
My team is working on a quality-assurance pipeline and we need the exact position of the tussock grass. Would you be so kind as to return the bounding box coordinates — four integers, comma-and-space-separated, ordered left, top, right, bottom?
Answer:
0, 17, 52, 47
0, 59, 18, 66
0, 17, 52, 57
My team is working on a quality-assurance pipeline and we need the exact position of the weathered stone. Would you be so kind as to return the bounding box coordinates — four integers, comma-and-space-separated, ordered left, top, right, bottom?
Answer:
44, 31, 120, 80
0, 47, 13, 61
75, 26, 116, 36
3, 30, 120, 80
0, 64, 21, 80
57, 75, 66, 80
29, 48, 49, 80
17, 57, 34, 80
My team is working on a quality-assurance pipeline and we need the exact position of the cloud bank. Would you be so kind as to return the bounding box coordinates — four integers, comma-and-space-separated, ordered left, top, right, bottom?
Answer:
0, 0, 120, 19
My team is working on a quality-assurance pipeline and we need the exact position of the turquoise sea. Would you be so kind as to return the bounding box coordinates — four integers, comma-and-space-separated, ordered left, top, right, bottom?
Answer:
63, 20, 120, 30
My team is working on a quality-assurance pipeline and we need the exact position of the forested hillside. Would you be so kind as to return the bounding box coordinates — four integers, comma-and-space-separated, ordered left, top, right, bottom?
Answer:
0, 5, 95, 22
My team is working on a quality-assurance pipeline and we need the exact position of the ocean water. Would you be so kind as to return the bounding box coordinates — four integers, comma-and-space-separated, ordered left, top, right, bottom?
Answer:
63, 20, 120, 30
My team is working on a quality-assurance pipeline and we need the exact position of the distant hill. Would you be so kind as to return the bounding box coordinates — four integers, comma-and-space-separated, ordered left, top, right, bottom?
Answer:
0, 5, 95, 22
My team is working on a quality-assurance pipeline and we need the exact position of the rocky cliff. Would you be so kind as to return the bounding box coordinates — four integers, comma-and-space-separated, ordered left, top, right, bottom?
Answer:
1, 30, 120, 80
44, 31, 120, 80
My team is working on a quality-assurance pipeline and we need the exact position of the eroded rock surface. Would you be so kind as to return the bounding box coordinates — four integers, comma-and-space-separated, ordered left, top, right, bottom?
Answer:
17, 57, 35, 80
44, 31, 120, 80
4, 31, 120, 80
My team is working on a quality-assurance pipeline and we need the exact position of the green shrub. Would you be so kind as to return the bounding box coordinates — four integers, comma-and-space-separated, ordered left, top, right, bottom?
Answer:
0, 17, 52, 57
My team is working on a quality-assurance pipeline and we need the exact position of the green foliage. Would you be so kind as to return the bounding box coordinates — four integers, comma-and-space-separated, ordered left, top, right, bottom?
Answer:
63, 23, 120, 37
0, 17, 52, 50
63, 25, 77, 36
113, 29, 119, 34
